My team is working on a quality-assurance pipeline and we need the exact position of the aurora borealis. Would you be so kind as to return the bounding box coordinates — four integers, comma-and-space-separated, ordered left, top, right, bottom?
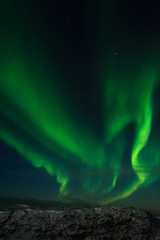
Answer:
0, 0, 160, 207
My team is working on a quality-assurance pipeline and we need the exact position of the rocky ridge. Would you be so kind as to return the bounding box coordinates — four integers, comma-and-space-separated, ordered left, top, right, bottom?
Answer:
0, 206, 160, 239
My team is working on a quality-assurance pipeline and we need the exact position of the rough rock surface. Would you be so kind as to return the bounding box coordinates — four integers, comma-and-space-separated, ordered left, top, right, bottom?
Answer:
0, 206, 159, 239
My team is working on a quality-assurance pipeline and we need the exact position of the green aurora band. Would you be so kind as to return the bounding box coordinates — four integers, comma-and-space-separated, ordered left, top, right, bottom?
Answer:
102, 61, 160, 204
0, 0, 160, 204
0, 54, 160, 203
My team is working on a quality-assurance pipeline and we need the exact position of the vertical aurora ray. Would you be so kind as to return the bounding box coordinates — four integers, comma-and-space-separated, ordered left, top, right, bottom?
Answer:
131, 88, 153, 184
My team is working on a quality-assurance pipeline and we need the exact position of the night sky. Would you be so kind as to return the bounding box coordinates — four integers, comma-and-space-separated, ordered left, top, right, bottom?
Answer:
0, 0, 160, 209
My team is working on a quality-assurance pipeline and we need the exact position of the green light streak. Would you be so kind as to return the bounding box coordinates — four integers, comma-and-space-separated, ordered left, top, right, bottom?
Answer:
101, 62, 159, 203
0, 126, 69, 195
0, 53, 109, 197
132, 92, 153, 184
0, 56, 105, 168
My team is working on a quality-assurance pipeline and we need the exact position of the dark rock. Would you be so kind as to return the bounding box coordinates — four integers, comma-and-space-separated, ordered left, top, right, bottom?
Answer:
0, 206, 159, 239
